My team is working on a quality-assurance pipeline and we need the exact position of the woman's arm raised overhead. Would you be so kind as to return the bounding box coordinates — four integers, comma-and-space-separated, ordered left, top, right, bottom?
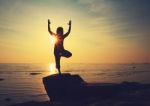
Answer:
48, 19, 56, 36
63, 20, 71, 38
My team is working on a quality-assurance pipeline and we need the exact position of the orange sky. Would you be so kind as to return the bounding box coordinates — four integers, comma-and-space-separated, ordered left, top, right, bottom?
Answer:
0, 0, 150, 63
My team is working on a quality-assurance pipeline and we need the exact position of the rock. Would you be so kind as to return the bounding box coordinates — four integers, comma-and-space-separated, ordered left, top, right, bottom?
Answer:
30, 73, 41, 75
5, 98, 11, 102
43, 73, 150, 101
43, 73, 85, 101
0, 78, 4, 81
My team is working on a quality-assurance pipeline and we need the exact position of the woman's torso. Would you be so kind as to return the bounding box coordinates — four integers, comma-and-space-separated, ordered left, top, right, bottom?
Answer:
54, 35, 64, 52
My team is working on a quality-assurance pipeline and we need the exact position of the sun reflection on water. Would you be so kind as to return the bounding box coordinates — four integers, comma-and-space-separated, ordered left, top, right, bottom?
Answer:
49, 62, 57, 75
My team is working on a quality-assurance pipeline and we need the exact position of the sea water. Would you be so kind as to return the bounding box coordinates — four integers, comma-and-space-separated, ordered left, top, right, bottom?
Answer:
0, 63, 150, 106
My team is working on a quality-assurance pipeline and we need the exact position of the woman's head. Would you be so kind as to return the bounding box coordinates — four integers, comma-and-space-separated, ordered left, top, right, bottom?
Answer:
56, 27, 63, 36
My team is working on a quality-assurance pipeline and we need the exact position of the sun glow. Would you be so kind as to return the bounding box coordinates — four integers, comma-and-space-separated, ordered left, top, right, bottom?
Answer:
49, 36, 57, 44
49, 62, 57, 74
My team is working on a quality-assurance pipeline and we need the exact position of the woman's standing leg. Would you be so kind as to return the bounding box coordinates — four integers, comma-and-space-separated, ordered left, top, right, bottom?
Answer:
55, 54, 61, 75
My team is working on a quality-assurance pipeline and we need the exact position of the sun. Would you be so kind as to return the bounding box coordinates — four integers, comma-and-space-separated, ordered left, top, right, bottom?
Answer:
49, 36, 57, 44
49, 62, 56, 74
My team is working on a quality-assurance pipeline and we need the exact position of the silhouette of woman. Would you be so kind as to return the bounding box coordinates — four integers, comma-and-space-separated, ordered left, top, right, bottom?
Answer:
48, 19, 72, 75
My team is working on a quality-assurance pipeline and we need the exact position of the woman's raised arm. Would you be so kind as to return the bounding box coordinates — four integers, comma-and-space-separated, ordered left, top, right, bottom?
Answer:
48, 19, 56, 36
63, 20, 71, 38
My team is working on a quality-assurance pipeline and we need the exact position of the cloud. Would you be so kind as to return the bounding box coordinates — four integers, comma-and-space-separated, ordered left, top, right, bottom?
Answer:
78, 0, 150, 33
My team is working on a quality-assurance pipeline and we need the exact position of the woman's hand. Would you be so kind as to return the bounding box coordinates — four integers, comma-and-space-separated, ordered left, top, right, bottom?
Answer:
68, 20, 71, 26
48, 19, 51, 24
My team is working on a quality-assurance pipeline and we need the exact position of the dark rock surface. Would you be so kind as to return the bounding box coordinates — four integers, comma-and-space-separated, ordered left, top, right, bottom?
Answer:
9, 73, 150, 106
43, 73, 150, 101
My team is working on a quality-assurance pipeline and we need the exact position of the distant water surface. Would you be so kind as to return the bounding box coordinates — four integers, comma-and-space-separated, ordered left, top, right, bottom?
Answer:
0, 63, 150, 106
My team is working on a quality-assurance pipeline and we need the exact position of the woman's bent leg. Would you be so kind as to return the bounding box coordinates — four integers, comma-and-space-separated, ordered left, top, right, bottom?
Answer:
61, 50, 72, 58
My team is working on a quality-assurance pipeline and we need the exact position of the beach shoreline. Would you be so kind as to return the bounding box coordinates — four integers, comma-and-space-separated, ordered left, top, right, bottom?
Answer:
9, 81, 150, 106
0, 63, 150, 106
9, 93, 150, 106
